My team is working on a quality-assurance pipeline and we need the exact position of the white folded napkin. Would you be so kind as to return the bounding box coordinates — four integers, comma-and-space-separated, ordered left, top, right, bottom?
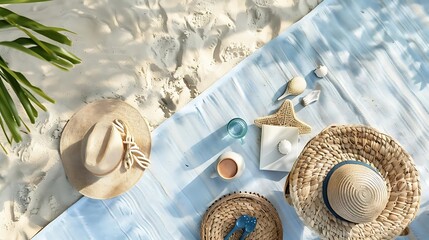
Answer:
260, 125, 299, 172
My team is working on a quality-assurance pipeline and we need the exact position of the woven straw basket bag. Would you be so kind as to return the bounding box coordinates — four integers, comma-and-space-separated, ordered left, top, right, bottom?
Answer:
200, 192, 283, 240
284, 125, 421, 239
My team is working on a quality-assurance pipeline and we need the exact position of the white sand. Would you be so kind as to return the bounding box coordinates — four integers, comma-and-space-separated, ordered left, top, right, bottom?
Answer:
0, 0, 320, 238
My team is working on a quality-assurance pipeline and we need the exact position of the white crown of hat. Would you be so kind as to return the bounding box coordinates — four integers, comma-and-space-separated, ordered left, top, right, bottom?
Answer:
323, 161, 388, 223
82, 119, 150, 176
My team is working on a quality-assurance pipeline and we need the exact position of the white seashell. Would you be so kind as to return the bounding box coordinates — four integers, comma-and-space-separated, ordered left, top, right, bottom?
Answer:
314, 65, 328, 78
302, 90, 321, 106
277, 76, 307, 101
278, 139, 292, 155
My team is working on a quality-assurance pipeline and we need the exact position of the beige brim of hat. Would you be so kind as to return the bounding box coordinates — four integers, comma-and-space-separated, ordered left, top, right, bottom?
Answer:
285, 125, 420, 239
60, 99, 151, 199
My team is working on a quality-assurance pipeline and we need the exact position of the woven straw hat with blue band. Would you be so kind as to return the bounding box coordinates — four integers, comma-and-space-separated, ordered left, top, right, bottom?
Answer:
284, 125, 420, 239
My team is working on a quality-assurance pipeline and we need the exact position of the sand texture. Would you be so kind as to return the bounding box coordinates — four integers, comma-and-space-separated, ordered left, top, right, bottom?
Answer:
0, 0, 320, 238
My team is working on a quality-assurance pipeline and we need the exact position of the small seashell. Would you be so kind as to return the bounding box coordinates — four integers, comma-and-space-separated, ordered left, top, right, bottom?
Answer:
302, 90, 321, 106
314, 65, 328, 78
277, 76, 307, 101
278, 139, 292, 155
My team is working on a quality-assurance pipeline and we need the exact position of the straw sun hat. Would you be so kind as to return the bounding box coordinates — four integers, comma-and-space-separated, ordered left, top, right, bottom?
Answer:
284, 125, 420, 239
60, 99, 151, 199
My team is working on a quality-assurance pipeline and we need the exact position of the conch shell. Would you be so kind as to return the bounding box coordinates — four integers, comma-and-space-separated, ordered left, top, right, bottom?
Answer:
277, 76, 307, 101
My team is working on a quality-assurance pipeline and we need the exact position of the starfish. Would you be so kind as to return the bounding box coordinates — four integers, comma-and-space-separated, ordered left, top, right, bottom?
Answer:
254, 100, 312, 134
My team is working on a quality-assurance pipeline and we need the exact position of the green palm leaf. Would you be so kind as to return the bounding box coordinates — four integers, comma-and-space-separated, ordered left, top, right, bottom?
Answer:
0, 7, 72, 45
0, 0, 49, 3
0, 0, 80, 147
0, 80, 21, 142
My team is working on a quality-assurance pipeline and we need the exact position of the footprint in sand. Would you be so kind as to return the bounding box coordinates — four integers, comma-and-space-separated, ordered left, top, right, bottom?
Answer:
159, 96, 176, 118
0, 155, 8, 188
136, 63, 154, 90
220, 42, 252, 63
11, 141, 31, 163
187, 10, 214, 30
247, 6, 272, 31
253, 0, 275, 7
159, 79, 184, 117
35, 113, 51, 135
52, 128, 61, 140
51, 120, 67, 140
151, 35, 180, 69
183, 75, 200, 98
48, 196, 59, 218
173, 66, 201, 98
12, 170, 46, 221
13, 184, 34, 222
207, 28, 223, 50
30, 208, 39, 215
135, 93, 149, 105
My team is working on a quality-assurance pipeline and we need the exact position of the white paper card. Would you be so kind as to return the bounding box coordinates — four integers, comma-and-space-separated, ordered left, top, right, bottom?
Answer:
260, 125, 299, 172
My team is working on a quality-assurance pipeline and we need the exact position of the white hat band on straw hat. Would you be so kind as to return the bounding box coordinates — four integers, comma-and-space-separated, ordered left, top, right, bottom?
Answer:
113, 119, 150, 170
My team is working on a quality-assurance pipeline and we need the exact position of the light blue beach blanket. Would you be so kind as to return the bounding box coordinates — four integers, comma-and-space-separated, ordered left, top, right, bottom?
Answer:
34, 0, 429, 239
